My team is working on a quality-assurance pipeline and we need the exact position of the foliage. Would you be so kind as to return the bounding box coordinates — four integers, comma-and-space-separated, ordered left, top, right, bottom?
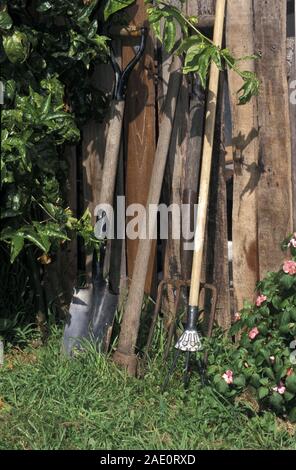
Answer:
205, 235, 296, 423
0, 330, 295, 450
146, 0, 260, 104
0, 251, 37, 344
0, 0, 135, 341
0, 0, 133, 264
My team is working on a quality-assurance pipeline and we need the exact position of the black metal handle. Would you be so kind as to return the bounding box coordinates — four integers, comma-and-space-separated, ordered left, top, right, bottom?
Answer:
110, 27, 147, 101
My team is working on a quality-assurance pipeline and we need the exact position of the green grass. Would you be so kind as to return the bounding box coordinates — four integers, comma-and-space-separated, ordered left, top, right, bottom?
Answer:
0, 329, 295, 450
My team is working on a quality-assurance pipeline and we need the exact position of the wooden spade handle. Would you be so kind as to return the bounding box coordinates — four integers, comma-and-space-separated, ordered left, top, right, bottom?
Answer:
114, 56, 183, 359
189, 0, 226, 307
99, 100, 125, 207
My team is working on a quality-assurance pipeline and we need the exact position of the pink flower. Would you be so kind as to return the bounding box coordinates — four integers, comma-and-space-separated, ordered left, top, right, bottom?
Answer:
256, 295, 267, 307
248, 327, 259, 340
234, 312, 241, 322
283, 260, 296, 275
272, 381, 286, 395
287, 368, 294, 377
222, 370, 233, 385
270, 356, 275, 364
288, 238, 296, 248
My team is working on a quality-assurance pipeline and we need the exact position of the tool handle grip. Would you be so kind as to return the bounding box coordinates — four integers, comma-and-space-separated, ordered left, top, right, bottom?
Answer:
99, 100, 125, 207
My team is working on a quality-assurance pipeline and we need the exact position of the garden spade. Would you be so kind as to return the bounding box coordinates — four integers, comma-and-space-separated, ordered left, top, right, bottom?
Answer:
113, 55, 183, 375
63, 29, 147, 356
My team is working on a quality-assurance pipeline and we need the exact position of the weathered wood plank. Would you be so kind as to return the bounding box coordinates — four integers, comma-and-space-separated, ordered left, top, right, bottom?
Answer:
288, 37, 296, 227
206, 74, 231, 329
226, 0, 259, 310
122, 0, 157, 296
254, 0, 293, 277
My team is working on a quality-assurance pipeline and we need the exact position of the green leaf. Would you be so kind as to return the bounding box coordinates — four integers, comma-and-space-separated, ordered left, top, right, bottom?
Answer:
3, 30, 31, 64
0, 2, 13, 30
161, 4, 188, 36
290, 309, 296, 322
288, 407, 296, 423
258, 387, 269, 400
283, 391, 295, 402
269, 393, 284, 413
237, 72, 260, 105
250, 373, 261, 388
263, 367, 275, 381
103, 0, 134, 21
279, 323, 292, 335
10, 235, 24, 263
233, 375, 246, 388
214, 377, 229, 395
21, 227, 51, 253
286, 375, 296, 394
36, 1, 52, 12
163, 18, 176, 53
280, 273, 296, 290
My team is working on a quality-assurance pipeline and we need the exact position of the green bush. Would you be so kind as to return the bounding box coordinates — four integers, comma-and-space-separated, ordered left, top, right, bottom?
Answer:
207, 234, 296, 422
0, 0, 133, 262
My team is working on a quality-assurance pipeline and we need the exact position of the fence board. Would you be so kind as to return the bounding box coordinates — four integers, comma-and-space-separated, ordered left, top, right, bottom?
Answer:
254, 0, 293, 277
226, 0, 259, 311
122, 0, 157, 296
288, 37, 296, 227
206, 75, 231, 329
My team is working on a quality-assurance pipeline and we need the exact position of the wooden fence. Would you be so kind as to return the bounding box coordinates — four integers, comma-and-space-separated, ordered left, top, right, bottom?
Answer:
61, 0, 296, 332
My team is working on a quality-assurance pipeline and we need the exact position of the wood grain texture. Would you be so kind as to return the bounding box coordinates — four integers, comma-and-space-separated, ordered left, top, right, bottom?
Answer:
82, 63, 113, 225
193, 0, 216, 15
189, 0, 225, 307
288, 39, 296, 227
254, 0, 293, 277
226, 0, 259, 310
114, 56, 182, 359
206, 75, 231, 329
122, 0, 157, 295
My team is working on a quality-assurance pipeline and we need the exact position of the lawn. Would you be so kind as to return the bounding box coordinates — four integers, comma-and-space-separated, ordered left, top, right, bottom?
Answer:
0, 329, 295, 450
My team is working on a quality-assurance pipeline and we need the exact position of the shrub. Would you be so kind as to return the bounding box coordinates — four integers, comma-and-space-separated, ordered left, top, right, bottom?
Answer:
207, 234, 296, 422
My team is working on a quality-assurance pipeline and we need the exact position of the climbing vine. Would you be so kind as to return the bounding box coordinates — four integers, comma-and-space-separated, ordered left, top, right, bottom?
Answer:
146, 0, 260, 104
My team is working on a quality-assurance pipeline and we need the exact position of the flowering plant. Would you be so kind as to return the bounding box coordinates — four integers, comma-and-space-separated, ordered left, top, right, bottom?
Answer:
207, 234, 296, 422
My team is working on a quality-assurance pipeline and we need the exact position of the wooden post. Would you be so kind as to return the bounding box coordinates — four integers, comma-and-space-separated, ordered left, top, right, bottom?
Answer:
254, 0, 293, 277
122, 0, 157, 295
288, 7, 296, 227
226, 0, 259, 311
206, 73, 231, 330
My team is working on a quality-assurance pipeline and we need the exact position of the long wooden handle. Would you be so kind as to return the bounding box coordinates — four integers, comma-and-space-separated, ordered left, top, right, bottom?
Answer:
189, 0, 226, 307
115, 56, 183, 358
99, 100, 125, 206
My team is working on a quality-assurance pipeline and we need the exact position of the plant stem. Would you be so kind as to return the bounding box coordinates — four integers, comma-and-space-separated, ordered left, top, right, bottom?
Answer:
158, 0, 246, 79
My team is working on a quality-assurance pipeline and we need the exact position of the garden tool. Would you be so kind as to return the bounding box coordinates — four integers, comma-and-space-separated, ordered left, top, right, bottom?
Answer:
63, 28, 146, 356
145, 279, 217, 362
113, 55, 183, 376
162, 0, 226, 389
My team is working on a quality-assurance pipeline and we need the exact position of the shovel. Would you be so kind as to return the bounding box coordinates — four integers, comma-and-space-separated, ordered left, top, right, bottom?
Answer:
63, 29, 147, 356
113, 55, 183, 375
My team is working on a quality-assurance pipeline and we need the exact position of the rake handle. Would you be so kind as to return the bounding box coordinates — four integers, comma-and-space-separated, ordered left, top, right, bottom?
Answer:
189, 0, 226, 308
